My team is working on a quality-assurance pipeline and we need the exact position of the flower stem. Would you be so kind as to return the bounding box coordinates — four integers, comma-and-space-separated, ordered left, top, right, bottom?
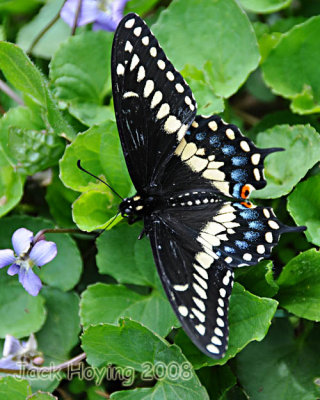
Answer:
0, 352, 86, 375
0, 79, 24, 106
71, 0, 83, 35
28, 1, 67, 54
33, 228, 95, 242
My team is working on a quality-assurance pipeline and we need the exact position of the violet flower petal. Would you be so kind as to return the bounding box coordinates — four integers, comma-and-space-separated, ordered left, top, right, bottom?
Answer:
3, 335, 22, 357
0, 249, 15, 268
61, 0, 99, 27
7, 264, 20, 276
29, 241, 57, 267
19, 268, 42, 297
93, 0, 129, 32
12, 228, 33, 256
0, 357, 21, 370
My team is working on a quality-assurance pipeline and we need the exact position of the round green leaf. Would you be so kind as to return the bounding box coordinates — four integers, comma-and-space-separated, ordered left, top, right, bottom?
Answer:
236, 319, 320, 400
0, 147, 24, 217
0, 377, 31, 400
80, 283, 178, 337
72, 190, 116, 231
175, 283, 278, 368
50, 30, 112, 104
0, 274, 46, 338
96, 223, 158, 288
253, 124, 320, 199
153, 0, 260, 98
60, 121, 130, 198
287, 175, 320, 246
239, 0, 291, 13
262, 16, 320, 114
277, 249, 320, 321
82, 319, 209, 400
36, 288, 80, 363
235, 261, 279, 298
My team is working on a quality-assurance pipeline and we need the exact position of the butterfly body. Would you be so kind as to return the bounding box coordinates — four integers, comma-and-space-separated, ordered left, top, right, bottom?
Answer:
112, 13, 304, 359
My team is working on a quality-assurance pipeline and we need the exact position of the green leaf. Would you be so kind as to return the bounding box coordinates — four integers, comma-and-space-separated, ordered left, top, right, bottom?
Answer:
27, 392, 58, 400
0, 274, 46, 338
0, 216, 82, 291
68, 103, 115, 127
0, 147, 24, 217
252, 125, 320, 199
96, 223, 159, 288
262, 16, 320, 114
60, 121, 130, 197
236, 319, 320, 400
39, 233, 82, 291
197, 365, 236, 400
72, 191, 116, 231
0, 377, 31, 400
239, 0, 291, 13
0, 41, 74, 140
50, 30, 112, 104
0, 0, 43, 13
175, 283, 278, 368
7, 127, 64, 175
287, 175, 320, 246
152, 0, 260, 98
36, 288, 80, 363
80, 283, 178, 337
235, 261, 279, 298
82, 319, 209, 400
125, 0, 159, 15
277, 249, 320, 321
17, 0, 71, 59
45, 169, 78, 228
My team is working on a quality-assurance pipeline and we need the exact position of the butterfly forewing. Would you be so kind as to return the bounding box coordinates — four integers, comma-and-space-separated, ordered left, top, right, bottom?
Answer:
112, 13, 197, 191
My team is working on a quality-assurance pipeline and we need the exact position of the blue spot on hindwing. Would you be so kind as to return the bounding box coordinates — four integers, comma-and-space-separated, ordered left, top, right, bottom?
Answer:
224, 246, 235, 253
249, 221, 264, 230
231, 169, 248, 183
240, 209, 259, 220
196, 132, 206, 141
235, 240, 249, 249
232, 156, 247, 166
186, 130, 191, 135
244, 231, 260, 241
222, 145, 236, 155
232, 184, 242, 198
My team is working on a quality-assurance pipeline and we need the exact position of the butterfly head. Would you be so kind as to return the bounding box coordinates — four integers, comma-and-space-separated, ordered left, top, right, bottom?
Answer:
119, 195, 147, 224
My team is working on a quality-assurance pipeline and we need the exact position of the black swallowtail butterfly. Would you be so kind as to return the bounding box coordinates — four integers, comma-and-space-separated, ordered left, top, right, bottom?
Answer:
111, 13, 304, 359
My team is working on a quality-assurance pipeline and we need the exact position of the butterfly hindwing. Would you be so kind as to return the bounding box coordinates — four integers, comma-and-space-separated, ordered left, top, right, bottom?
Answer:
112, 13, 197, 191
146, 213, 233, 358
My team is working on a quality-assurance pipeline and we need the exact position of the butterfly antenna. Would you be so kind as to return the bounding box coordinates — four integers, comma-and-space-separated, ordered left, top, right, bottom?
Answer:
77, 160, 124, 200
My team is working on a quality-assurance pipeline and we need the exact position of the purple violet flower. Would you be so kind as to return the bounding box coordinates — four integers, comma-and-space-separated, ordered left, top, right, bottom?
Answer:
0, 228, 57, 296
60, 0, 130, 32
0, 334, 43, 370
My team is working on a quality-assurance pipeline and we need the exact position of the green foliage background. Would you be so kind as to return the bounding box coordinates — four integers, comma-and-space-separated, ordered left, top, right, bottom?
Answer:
0, 0, 320, 398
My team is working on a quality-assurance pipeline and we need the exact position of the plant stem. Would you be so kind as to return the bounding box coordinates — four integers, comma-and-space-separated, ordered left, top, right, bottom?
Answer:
71, 0, 83, 35
0, 79, 24, 106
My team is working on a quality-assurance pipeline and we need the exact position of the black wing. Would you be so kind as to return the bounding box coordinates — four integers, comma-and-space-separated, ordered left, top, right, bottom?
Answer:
112, 13, 197, 192
159, 114, 283, 199
145, 201, 302, 358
